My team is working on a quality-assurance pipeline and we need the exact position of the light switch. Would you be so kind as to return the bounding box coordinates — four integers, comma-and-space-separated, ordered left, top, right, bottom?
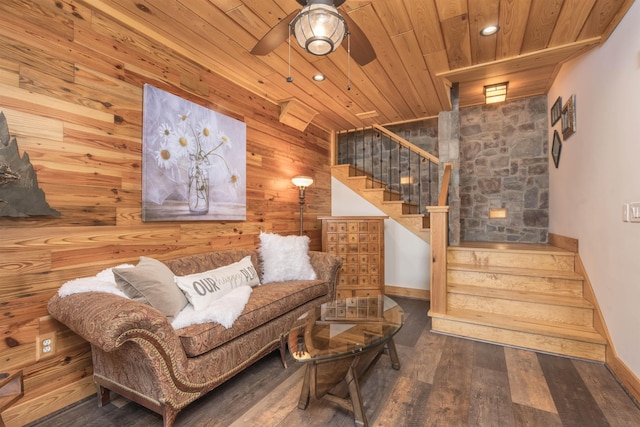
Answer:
630, 202, 640, 223
623, 203, 630, 222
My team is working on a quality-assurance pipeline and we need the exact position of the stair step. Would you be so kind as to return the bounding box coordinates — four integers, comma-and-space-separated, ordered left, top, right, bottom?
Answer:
430, 308, 606, 361
449, 243, 576, 272
400, 213, 430, 229
382, 200, 418, 214
448, 284, 593, 308
362, 187, 402, 201
447, 289, 594, 327
447, 263, 584, 296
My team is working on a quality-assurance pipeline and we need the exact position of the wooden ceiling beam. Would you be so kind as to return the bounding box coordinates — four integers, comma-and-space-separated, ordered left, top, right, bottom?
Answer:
437, 37, 601, 84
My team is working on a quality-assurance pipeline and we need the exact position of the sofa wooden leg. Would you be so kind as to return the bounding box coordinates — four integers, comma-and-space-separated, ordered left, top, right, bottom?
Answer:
162, 405, 178, 427
96, 383, 111, 407
279, 335, 288, 369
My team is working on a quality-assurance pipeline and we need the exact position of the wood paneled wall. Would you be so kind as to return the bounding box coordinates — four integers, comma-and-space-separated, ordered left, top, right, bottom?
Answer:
0, 2, 331, 425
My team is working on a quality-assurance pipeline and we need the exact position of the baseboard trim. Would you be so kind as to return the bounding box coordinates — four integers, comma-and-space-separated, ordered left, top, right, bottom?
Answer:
553, 232, 640, 403
606, 346, 640, 405
385, 285, 430, 301
548, 232, 579, 252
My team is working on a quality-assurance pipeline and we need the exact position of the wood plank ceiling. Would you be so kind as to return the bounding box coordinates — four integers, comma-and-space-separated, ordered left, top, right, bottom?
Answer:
78, 0, 634, 132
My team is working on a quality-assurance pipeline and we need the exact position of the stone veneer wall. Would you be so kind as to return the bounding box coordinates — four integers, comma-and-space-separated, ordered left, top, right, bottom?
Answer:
459, 95, 549, 243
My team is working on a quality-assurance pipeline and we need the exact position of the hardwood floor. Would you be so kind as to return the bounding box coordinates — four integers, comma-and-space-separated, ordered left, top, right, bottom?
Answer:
27, 298, 640, 427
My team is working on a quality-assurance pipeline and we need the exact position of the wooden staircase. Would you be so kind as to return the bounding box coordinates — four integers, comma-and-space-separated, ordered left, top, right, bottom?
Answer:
331, 164, 430, 242
430, 242, 607, 361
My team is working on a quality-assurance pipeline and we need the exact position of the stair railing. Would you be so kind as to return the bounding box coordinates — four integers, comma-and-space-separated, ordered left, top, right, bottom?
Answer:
427, 163, 453, 315
336, 125, 440, 214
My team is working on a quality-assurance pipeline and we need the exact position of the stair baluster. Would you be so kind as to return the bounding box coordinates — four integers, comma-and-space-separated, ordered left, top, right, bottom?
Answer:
336, 126, 438, 216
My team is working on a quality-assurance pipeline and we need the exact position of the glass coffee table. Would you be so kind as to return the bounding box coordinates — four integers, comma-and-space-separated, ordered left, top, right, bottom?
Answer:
288, 295, 404, 427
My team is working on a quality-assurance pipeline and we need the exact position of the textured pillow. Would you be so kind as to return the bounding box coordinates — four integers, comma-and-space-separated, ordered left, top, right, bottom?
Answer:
258, 232, 317, 283
113, 256, 188, 320
174, 256, 260, 311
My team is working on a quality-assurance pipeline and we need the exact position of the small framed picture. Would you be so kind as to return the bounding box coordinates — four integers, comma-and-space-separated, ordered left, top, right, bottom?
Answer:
552, 130, 562, 168
561, 94, 576, 140
550, 96, 562, 125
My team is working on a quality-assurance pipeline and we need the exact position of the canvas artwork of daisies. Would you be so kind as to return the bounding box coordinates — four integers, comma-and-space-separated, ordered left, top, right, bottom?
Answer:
141, 84, 246, 221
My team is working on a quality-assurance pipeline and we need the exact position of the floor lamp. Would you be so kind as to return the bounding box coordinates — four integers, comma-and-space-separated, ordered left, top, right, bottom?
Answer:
291, 176, 313, 235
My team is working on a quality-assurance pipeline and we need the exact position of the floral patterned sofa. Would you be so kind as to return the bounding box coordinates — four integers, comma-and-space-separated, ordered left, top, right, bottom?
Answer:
48, 249, 341, 427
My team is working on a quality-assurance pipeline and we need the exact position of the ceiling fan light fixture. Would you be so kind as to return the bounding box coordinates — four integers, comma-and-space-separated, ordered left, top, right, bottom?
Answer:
292, 2, 347, 56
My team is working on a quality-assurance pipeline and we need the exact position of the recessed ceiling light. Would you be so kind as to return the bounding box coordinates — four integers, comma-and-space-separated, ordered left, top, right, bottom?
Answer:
312, 73, 325, 82
480, 25, 500, 36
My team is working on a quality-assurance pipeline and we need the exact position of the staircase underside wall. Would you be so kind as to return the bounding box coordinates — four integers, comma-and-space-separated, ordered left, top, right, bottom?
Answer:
331, 177, 430, 292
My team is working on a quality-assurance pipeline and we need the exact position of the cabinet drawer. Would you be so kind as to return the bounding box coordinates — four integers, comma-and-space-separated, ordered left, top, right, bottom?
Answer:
354, 289, 381, 297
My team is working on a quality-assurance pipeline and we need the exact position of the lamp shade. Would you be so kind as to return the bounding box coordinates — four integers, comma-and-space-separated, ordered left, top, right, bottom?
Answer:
292, 3, 346, 56
292, 176, 314, 188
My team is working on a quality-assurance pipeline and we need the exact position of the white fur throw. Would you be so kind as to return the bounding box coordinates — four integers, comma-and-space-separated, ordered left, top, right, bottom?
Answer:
171, 285, 252, 329
258, 232, 317, 283
58, 265, 133, 298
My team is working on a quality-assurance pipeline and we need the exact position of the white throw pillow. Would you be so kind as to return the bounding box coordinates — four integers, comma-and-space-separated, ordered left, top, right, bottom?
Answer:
259, 232, 317, 284
175, 256, 260, 311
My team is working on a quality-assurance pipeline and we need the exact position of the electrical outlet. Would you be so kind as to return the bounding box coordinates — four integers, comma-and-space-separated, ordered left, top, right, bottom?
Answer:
36, 332, 56, 361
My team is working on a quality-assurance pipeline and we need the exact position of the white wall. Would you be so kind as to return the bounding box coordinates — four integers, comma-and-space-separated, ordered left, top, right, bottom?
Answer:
548, 2, 640, 377
331, 177, 430, 291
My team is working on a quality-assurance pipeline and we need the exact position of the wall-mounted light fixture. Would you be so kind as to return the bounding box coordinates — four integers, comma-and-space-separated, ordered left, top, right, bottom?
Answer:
292, 176, 314, 235
483, 82, 508, 104
489, 208, 508, 219
400, 176, 415, 185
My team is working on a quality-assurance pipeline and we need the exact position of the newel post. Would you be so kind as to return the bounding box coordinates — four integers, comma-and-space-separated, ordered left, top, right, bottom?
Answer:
426, 206, 449, 315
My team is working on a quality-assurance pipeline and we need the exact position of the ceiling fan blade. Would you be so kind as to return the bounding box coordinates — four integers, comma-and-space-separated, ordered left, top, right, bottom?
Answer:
251, 10, 299, 56
341, 11, 376, 66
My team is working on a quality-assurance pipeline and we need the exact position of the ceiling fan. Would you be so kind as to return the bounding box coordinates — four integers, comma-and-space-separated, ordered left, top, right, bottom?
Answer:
251, 0, 376, 66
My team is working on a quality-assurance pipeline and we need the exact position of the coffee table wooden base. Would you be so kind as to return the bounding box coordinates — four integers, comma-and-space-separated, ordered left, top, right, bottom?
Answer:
297, 340, 400, 427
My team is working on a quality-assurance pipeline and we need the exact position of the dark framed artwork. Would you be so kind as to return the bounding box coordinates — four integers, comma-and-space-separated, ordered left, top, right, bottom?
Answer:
561, 94, 576, 140
552, 130, 562, 168
141, 84, 247, 221
550, 96, 562, 125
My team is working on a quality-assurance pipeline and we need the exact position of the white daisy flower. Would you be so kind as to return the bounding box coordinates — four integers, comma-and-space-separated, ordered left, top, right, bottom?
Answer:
197, 121, 213, 141
174, 131, 193, 158
154, 144, 177, 169
177, 110, 191, 123
218, 131, 232, 149
158, 123, 173, 140
228, 169, 241, 188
